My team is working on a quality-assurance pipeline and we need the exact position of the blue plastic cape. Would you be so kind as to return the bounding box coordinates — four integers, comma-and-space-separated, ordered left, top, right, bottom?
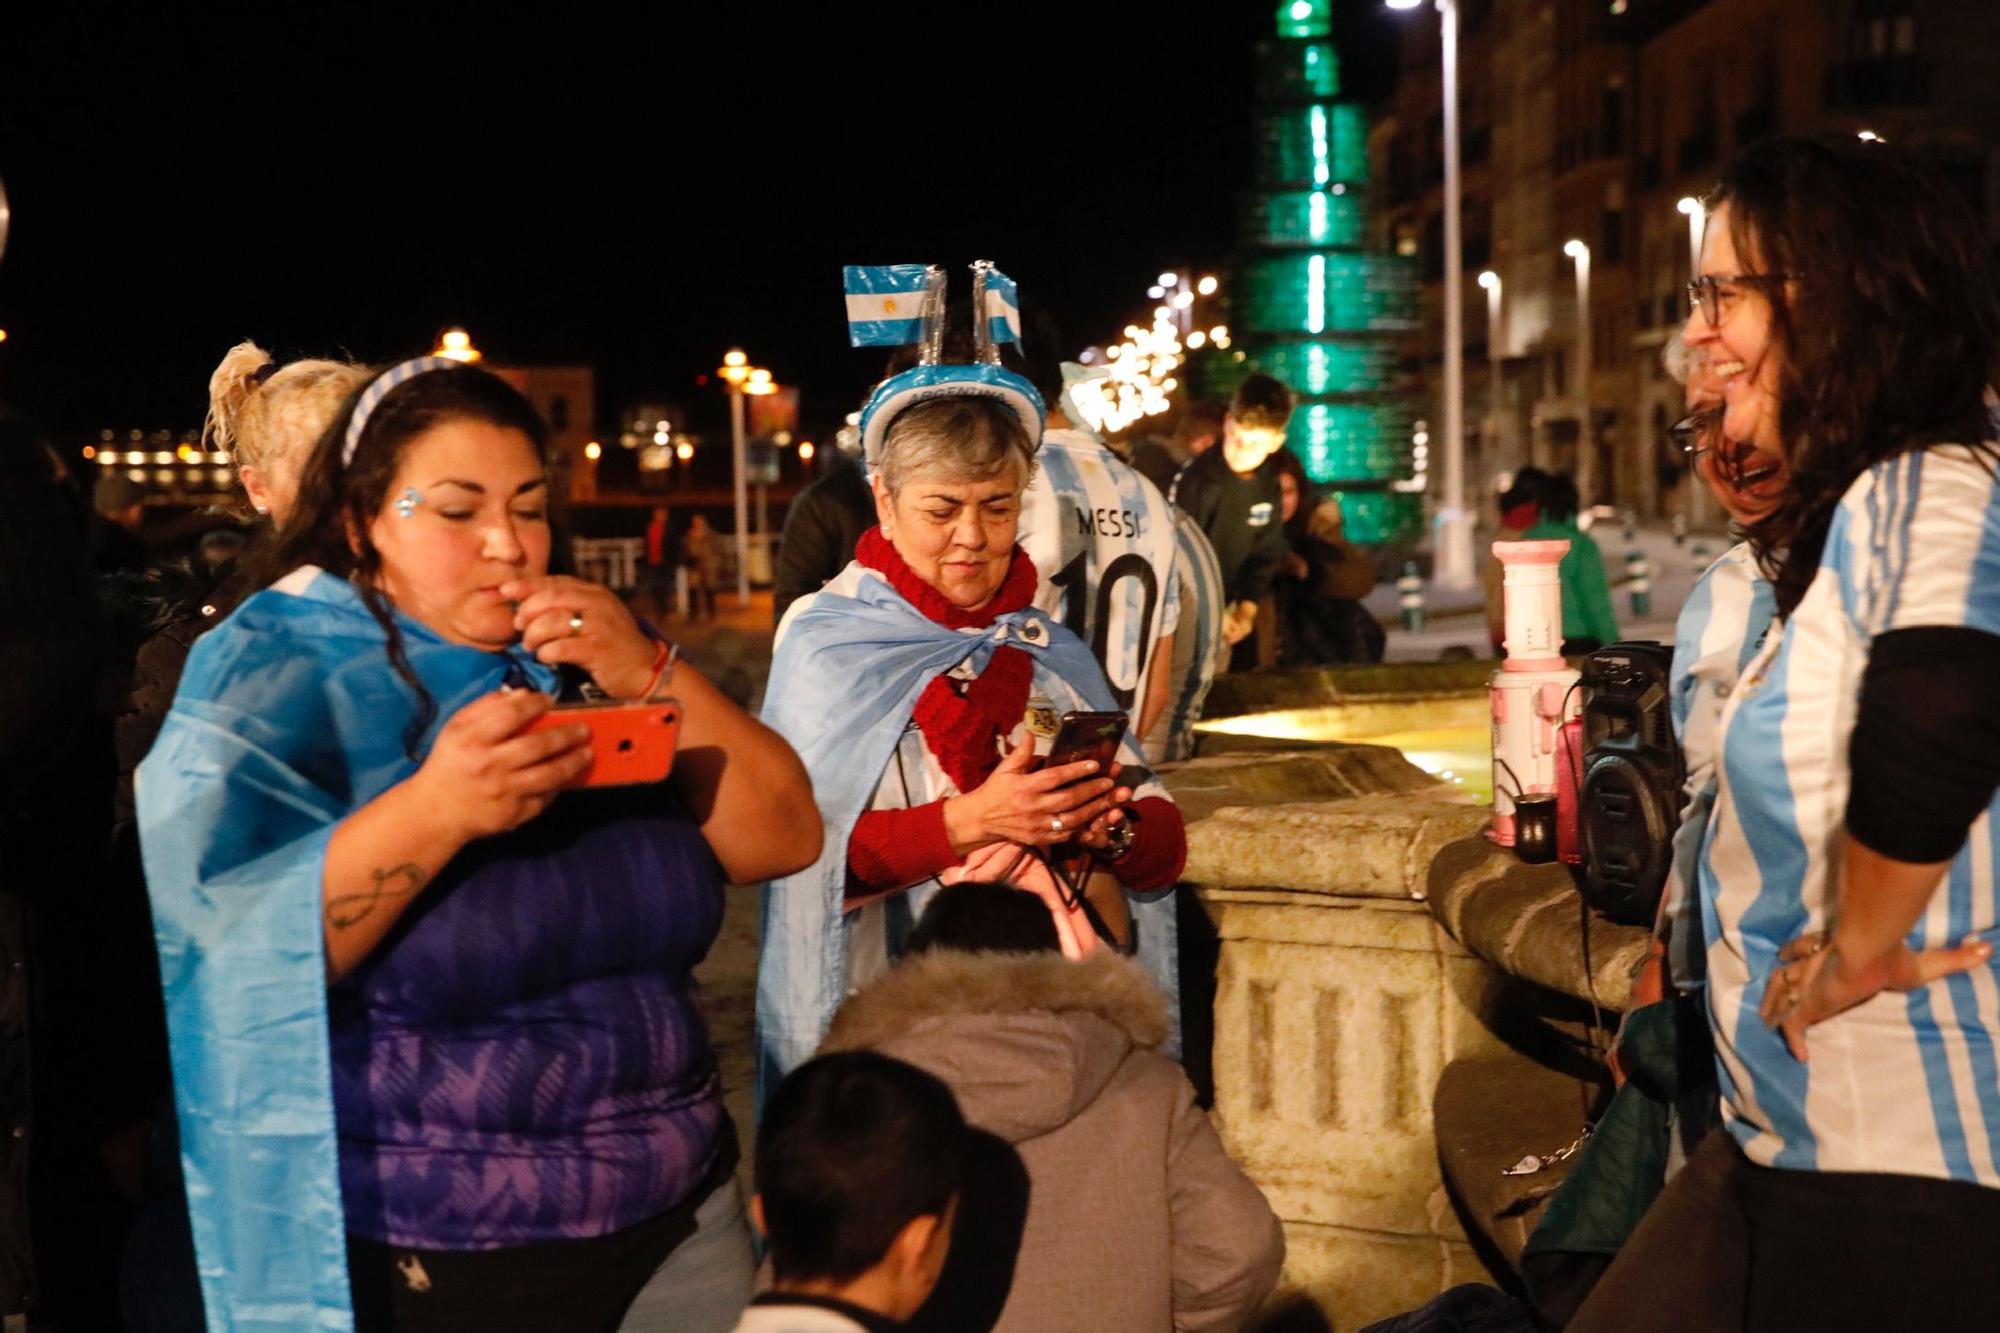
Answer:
136, 567, 556, 1332
756, 562, 1177, 1098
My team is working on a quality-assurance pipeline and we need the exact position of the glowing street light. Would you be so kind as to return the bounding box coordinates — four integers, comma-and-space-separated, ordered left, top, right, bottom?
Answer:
799, 440, 816, 462
1676, 195, 1705, 280
714, 348, 767, 604
1564, 239, 1595, 502
583, 441, 602, 462
1477, 270, 1505, 473
1857, 129, 1883, 142
1158, 272, 1179, 287
434, 327, 482, 363
1386, 0, 1472, 587
1196, 275, 1219, 296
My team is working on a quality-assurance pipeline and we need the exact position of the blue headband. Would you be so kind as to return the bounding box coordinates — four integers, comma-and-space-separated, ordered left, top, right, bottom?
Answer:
341, 356, 461, 467
856, 363, 1046, 478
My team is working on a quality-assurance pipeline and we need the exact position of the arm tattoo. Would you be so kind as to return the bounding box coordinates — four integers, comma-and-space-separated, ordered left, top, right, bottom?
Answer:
325, 862, 429, 932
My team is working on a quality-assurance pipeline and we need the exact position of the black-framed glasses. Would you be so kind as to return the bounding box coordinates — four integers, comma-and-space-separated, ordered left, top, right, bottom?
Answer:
1686, 273, 1800, 327
1671, 406, 1724, 459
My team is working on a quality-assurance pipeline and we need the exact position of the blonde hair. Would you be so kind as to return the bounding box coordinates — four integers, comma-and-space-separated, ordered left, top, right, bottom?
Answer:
203, 341, 371, 474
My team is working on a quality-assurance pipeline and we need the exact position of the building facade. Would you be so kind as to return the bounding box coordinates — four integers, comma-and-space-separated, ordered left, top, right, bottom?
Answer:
1372, 0, 2000, 520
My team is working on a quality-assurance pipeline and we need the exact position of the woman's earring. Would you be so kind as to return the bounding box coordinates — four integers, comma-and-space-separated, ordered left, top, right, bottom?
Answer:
395, 487, 423, 519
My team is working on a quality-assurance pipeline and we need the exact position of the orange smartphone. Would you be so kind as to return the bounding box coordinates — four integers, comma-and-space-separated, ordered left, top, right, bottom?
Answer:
524, 699, 682, 788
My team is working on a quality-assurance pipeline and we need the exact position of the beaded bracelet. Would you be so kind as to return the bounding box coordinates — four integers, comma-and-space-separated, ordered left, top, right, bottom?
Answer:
631, 638, 678, 701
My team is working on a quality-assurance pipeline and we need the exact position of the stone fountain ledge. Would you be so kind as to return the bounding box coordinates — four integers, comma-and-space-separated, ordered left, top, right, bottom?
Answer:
1158, 741, 1654, 1326
1201, 659, 1499, 718
1422, 835, 1651, 1014
1164, 743, 1651, 1011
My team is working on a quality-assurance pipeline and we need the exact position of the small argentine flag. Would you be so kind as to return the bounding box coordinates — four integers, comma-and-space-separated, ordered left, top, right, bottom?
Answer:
844, 264, 929, 347
984, 267, 1021, 345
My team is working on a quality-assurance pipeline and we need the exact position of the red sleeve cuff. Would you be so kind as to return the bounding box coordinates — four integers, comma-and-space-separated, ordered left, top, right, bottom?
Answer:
847, 801, 958, 895
1113, 796, 1187, 893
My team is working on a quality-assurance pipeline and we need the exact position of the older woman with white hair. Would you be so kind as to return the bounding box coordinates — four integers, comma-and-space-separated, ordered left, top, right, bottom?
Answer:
758, 365, 1188, 1088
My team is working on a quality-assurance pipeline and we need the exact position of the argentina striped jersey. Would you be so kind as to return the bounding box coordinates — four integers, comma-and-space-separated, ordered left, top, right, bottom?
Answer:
1662, 544, 1776, 991
1146, 513, 1229, 764
1019, 429, 1181, 712
1701, 444, 2000, 1182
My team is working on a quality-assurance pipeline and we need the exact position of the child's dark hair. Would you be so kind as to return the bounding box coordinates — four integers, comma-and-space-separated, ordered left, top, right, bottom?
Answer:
906, 882, 1063, 956
1499, 465, 1550, 516
1229, 373, 1295, 433
258, 364, 556, 756
756, 1052, 967, 1284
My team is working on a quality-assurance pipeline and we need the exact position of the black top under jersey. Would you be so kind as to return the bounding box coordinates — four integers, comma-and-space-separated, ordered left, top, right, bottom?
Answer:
1847, 626, 2000, 864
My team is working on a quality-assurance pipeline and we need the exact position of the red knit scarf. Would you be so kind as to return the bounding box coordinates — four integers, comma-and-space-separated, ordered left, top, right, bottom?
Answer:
856, 526, 1039, 794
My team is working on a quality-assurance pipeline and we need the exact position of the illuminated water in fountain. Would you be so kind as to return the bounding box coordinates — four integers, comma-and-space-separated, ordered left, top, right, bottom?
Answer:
1195, 698, 1493, 802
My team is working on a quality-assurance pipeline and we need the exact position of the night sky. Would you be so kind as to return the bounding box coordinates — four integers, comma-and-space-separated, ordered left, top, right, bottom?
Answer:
0, 5, 1399, 443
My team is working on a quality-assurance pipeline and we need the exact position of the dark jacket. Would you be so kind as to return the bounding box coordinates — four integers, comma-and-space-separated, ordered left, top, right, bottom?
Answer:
1169, 450, 1287, 607
1276, 504, 1384, 666
823, 950, 1284, 1333
106, 561, 239, 1332
774, 458, 876, 625
0, 431, 121, 1323
1129, 438, 1189, 497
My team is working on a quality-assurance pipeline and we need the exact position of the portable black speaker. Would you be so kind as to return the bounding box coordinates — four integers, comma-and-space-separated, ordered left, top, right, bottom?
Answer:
1578, 642, 1685, 926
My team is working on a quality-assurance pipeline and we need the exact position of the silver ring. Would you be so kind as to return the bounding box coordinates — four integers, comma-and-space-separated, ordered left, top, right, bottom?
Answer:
1050, 815, 1064, 833
567, 611, 585, 638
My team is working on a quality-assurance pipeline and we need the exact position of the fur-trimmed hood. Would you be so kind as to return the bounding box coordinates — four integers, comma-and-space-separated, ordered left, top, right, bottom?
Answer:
820, 950, 1170, 1145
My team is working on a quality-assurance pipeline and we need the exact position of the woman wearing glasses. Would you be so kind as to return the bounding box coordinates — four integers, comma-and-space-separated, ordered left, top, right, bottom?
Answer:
1573, 134, 2000, 1330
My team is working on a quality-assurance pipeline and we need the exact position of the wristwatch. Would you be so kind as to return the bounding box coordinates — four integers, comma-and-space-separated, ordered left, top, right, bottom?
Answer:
1098, 813, 1136, 862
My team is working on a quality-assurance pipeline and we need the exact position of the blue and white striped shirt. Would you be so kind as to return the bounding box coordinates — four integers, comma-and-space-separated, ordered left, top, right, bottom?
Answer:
1662, 544, 1776, 991
1146, 513, 1229, 765
1020, 429, 1181, 714
1702, 444, 2000, 1182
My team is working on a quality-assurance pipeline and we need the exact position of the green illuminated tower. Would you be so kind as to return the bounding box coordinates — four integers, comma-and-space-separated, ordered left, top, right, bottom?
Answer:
1241, 0, 1422, 545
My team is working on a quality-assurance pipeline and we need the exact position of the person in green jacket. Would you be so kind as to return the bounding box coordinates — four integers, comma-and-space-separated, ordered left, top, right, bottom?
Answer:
1524, 473, 1620, 653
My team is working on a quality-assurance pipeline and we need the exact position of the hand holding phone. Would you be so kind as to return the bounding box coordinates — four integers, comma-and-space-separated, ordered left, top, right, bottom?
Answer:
1042, 711, 1129, 784
521, 698, 683, 788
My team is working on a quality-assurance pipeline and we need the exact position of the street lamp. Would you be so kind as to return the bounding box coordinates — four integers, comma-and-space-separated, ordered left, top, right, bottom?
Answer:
718, 349, 756, 605
1564, 239, 1595, 503
1386, 0, 1472, 588
1676, 197, 1712, 530
1676, 196, 1704, 281
434, 328, 482, 363
1478, 270, 1503, 475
